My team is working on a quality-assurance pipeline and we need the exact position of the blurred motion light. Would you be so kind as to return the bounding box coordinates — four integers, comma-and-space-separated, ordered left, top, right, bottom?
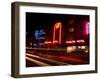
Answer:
81, 46, 86, 49
67, 47, 73, 53
78, 46, 86, 49
67, 46, 76, 53
85, 49, 89, 53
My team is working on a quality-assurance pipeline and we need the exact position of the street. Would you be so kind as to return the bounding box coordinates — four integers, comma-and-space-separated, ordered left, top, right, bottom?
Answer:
26, 48, 89, 67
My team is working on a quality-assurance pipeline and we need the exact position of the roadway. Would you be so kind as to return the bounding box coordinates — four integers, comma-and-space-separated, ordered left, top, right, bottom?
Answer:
26, 53, 69, 67
26, 48, 89, 67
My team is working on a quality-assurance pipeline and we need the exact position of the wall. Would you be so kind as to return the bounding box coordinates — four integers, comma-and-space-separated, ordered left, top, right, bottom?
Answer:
0, 0, 99, 80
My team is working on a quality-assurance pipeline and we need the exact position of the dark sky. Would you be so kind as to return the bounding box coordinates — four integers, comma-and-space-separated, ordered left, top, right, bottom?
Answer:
26, 12, 67, 33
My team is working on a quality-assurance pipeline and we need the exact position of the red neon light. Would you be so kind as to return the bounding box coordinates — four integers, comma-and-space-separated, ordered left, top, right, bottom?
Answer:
59, 24, 62, 44
45, 41, 52, 44
53, 26, 55, 44
53, 22, 62, 44
55, 22, 61, 29
66, 40, 75, 44
66, 40, 85, 44
76, 40, 85, 43
53, 40, 58, 43
85, 22, 89, 34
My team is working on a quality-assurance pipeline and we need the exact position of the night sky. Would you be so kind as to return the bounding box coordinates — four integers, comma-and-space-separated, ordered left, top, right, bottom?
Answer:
26, 12, 68, 33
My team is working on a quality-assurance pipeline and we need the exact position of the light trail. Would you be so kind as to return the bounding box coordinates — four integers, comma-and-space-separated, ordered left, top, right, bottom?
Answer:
26, 56, 50, 66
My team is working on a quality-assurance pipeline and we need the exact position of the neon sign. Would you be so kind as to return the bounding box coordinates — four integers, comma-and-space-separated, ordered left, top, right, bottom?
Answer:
85, 22, 89, 34
53, 22, 62, 44
66, 40, 85, 44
